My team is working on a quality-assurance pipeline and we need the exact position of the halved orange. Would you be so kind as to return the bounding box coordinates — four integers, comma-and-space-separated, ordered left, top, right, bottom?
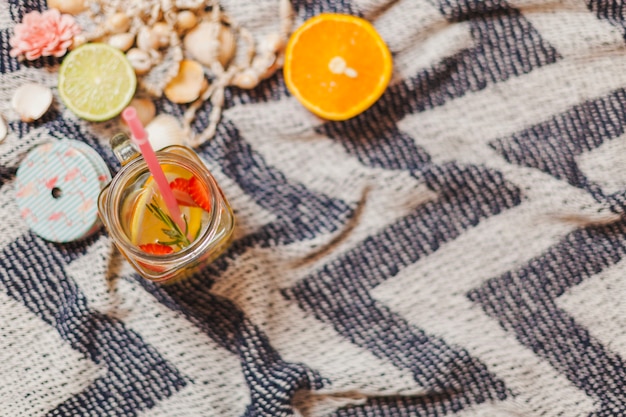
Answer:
283, 13, 392, 121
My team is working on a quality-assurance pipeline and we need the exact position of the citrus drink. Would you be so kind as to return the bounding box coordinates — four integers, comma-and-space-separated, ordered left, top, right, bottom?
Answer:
98, 144, 235, 282
119, 164, 210, 255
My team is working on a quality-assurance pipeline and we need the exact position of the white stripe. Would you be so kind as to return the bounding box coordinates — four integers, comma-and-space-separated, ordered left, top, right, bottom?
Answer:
0, 0, 13, 30
0, 180, 30, 248
558, 257, 626, 362
371, 0, 472, 85
510, 0, 624, 61
0, 291, 103, 416
399, 54, 626, 164
577, 135, 626, 196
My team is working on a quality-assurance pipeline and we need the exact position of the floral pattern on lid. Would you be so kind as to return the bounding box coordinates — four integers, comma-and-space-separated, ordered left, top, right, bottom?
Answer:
15, 140, 111, 243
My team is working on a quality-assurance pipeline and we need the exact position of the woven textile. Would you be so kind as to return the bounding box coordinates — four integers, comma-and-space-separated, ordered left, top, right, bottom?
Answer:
2, 0, 626, 415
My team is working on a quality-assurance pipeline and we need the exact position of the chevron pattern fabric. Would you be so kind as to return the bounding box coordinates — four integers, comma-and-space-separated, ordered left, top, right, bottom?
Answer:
2, 0, 626, 415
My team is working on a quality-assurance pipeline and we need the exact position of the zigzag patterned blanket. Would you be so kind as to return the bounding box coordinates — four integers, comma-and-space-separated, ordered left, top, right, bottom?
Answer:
2, 0, 626, 415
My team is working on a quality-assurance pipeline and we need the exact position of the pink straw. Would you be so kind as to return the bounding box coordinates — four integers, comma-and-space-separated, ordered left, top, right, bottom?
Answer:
122, 107, 185, 230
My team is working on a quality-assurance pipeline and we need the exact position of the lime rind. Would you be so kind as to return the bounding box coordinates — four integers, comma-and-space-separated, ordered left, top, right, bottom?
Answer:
58, 43, 137, 122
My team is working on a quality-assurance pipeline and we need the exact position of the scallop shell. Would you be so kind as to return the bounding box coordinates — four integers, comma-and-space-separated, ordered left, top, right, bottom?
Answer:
11, 83, 53, 123
164, 60, 206, 104
183, 22, 236, 68
137, 26, 161, 51
145, 114, 187, 151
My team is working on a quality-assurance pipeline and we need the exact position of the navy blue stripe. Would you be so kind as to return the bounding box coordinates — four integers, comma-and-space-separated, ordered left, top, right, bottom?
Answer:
320, 119, 432, 172
283, 163, 521, 413
290, 0, 356, 20
490, 89, 626, 211
0, 28, 21, 74
8, 106, 62, 137
0, 233, 187, 416
8, 0, 46, 21
468, 220, 626, 416
137, 278, 326, 417
318, 0, 560, 173
204, 122, 354, 253
586, 0, 626, 36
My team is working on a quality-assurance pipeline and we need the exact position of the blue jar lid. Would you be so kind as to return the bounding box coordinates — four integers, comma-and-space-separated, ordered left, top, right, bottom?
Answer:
15, 140, 112, 243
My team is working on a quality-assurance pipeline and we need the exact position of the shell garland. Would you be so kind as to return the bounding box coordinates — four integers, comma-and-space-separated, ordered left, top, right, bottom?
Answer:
54, 0, 295, 147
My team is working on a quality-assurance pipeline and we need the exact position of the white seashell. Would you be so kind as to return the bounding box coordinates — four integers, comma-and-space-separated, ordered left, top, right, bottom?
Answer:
11, 83, 53, 123
175, 0, 204, 9
47, 0, 87, 15
126, 48, 153, 75
129, 98, 156, 126
108, 33, 135, 52
176, 11, 198, 32
0, 114, 7, 143
152, 23, 171, 48
184, 22, 236, 68
145, 114, 186, 151
106, 13, 131, 34
231, 68, 259, 90
137, 26, 160, 51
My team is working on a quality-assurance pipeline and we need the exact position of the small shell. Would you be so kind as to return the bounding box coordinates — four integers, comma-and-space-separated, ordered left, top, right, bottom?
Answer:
126, 48, 153, 75
175, 0, 204, 9
218, 25, 237, 67
164, 60, 206, 104
152, 23, 171, 48
129, 98, 156, 126
47, 0, 87, 15
108, 33, 135, 52
231, 68, 259, 90
145, 114, 186, 151
106, 13, 131, 34
11, 83, 53, 123
176, 11, 198, 32
184, 22, 236, 68
0, 114, 7, 143
137, 26, 160, 51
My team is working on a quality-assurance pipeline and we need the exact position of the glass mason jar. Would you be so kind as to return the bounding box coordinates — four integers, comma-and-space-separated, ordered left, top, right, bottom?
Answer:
98, 134, 235, 283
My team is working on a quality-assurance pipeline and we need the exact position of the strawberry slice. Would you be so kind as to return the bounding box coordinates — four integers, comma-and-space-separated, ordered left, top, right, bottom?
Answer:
169, 177, 197, 207
138, 243, 174, 255
188, 175, 212, 212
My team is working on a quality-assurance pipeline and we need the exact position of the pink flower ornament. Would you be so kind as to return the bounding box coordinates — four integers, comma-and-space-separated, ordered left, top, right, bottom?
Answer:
9, 9, 81, 60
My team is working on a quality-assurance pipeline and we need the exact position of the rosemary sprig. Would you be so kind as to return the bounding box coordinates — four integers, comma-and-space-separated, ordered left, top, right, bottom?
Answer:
145, 199, 191, 249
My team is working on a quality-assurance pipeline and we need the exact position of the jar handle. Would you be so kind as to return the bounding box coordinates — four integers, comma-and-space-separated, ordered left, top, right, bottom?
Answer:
110, 132, 139, 166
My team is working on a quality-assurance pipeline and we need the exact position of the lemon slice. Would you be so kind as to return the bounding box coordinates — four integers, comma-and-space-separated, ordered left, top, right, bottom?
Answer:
59, 43, 137, 122
129, 192, 204, 246
128, 166, 204, 247
129, 182, 160, 245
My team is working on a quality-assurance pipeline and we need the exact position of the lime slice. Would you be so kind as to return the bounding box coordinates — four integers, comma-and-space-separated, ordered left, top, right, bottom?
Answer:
59, 43, 137, 122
